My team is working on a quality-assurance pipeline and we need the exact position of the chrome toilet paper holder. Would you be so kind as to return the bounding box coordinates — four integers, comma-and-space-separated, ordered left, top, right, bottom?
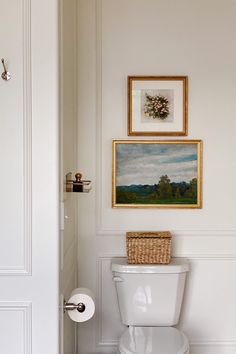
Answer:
64, 288, 95, 322
64, 300, 86, 313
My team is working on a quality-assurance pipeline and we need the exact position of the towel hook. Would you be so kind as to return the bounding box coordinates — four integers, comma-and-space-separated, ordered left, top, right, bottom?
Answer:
1, 58, 11, 81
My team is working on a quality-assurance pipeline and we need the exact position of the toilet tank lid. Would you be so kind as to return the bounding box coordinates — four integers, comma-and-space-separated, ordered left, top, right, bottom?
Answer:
111, 257, 189, 274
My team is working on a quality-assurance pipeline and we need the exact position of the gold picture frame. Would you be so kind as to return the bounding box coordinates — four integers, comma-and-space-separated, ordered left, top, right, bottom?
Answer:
112, 140, 202, 208
128, 76, 188, 136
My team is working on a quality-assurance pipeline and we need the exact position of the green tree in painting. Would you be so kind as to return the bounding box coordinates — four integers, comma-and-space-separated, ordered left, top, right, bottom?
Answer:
157, 175, 172, 199
175, 186, 181, 199
116, 189, 137, 204
190, 178, 197, 198
185, 178, 197, 199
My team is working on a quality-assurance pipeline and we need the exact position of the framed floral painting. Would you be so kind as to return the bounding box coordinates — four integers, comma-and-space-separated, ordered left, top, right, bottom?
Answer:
112, 140, 202, 208
128, 76, 188, 136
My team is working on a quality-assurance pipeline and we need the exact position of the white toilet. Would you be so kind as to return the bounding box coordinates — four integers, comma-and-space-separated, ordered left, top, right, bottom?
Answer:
112, 257, 189, 354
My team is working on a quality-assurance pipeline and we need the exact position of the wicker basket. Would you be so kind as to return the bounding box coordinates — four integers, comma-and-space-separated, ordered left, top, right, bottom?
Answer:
126, 231, 172, 264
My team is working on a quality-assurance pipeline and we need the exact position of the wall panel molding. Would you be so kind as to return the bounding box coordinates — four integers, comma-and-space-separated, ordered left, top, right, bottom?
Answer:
0, 0, 32, 275
95, 230, 236, 258
95, 0, 103, 236
0, 302, 32, 354
96, 254, 104, 348
96, 341, 236, 352
96, 340, 236, 347
191, 340, 236, 346
22, 0, 32, 276
96, 229, 236, 237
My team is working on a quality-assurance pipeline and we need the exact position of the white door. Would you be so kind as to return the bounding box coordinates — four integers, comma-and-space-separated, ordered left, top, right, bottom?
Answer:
59, 0, 78, 353
0, 0, 60, 353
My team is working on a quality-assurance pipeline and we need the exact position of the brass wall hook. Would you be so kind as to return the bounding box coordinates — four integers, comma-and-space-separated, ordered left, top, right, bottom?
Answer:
66, 172, 92, 193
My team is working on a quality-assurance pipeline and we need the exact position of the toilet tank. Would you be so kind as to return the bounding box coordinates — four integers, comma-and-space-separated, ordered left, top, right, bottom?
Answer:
112, 258, 189, 326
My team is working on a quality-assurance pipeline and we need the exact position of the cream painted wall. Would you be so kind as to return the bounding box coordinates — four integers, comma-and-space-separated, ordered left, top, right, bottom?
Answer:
77, 1, 236, 353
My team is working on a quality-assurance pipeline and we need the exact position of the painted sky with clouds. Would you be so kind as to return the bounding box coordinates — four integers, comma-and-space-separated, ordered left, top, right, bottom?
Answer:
116, 143, 197, 186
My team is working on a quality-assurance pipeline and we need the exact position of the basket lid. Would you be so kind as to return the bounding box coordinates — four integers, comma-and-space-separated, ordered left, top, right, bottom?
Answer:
111, 257, 189, 274
126, 231, 171, 239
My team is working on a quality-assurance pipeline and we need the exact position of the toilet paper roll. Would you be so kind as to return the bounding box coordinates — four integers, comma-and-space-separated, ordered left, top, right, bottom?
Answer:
67, 288, 95, 323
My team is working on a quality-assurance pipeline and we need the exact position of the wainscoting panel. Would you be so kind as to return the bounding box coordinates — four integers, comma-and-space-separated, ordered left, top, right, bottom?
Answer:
96, 256, 125, 346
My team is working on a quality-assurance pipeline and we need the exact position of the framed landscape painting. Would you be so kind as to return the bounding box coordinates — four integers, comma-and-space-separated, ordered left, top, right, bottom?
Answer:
112, 140, 202, 208
128, 76, 188, 136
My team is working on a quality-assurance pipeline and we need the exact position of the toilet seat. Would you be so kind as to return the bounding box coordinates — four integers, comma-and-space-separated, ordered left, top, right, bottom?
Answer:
119, 326, 189, 354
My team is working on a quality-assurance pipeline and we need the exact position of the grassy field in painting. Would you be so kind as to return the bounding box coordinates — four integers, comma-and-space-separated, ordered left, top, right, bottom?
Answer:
116, 178, 197, 205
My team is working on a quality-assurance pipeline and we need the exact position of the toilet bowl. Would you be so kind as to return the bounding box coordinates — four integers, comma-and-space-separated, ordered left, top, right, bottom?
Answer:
112, 258, 190, 354
118, 326, 189, 354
